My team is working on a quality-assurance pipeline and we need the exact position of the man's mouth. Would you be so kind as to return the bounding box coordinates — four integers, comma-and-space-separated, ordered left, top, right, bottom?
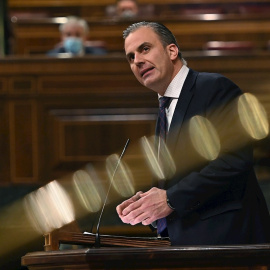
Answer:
140, 67, 154, 78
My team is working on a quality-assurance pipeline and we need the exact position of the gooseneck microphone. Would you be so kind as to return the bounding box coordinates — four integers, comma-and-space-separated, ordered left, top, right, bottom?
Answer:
95, 139, 130, 248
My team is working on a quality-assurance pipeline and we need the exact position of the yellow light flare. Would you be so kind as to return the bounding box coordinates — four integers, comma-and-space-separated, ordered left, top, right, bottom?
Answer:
140, 136, 164, 179
189, 115, 220, 160
159, 137, 176, 179
23, 180, 75, 234
238, 93, 269, 140
140, 135, 176, 180
106, 154, 135, 198
0, 199, 41, 258
72, 169, 102, 213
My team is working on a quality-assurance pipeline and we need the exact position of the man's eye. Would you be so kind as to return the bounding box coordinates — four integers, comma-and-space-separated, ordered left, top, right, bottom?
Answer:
143, 47, 150, 52
128, 55, 135, 62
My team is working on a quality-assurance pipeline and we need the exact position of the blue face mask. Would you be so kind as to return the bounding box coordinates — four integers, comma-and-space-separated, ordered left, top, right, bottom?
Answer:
63, 37, 83, 54
120, 10, 137, 18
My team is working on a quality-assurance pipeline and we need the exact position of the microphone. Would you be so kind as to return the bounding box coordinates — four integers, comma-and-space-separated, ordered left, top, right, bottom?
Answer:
94, 138, 130, 248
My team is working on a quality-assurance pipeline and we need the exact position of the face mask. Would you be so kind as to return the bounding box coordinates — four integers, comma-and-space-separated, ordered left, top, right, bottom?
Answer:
120, 10, 137, 18
63, 37, 83, 54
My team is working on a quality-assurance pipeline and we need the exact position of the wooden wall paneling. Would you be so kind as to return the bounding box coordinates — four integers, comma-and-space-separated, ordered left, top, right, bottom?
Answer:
0, 53, 270, 185
9, 76, 36, 94
8, 100, 39, 183
32, 56, 157, 182
39, 106, 62, 182
9, 0, 114, 7
0, 78, 10, 183
41, 107, 157, 184
185, 53, 270, 119
0, 77, 8, 94
222, 72, 270, 131
164, 17, 270, 51
57, 109, 157, 162
185, 51, 270, 74
12, 22, 60, 55
0, 100, 10, 184
38, 74, 142, 95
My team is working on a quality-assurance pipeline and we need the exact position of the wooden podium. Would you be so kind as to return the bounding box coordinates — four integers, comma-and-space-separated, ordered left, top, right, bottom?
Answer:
21, 223, 270, 269
22, 244, 270, 270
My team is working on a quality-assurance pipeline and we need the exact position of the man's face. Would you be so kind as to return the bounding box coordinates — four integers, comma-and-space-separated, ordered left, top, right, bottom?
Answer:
61, 23, 87, 42
124, 27, 175, 95
117, 0, 138, 16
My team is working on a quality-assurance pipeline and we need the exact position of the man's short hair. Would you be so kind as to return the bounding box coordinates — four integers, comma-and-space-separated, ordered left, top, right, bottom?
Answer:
123, 21, 186, 63
59, 16, 89, 34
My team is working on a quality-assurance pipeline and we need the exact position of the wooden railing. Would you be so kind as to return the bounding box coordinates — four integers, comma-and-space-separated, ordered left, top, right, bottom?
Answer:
8, 0, 270, 7
10, 14, 270, 55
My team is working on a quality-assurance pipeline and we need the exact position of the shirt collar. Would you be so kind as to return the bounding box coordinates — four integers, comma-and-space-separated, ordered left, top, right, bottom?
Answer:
158, 65, 189, 99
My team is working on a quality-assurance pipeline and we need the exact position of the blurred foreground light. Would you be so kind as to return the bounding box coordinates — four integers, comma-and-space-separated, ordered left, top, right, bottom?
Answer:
106, 154, 135, 198
24, 180, 75, 234
73, 169, 102, 213
140, 136, 176, 180
189, 116, 220, 160
238, 93, 269, 140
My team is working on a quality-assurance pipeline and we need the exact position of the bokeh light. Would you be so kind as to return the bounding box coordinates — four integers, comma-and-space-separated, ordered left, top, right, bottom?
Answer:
238, 93, 269, 140
140, 136, 176, 180
189, 115, 220, 160
23, 180, 75, 234
106, 154, 135, 198
72, 169, 102, 213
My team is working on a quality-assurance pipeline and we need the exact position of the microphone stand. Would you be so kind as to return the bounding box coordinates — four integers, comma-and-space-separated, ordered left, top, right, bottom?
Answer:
94, 139, 130, 248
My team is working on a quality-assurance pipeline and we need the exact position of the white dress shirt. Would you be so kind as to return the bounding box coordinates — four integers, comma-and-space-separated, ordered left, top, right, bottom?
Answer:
158, 64, 189, 132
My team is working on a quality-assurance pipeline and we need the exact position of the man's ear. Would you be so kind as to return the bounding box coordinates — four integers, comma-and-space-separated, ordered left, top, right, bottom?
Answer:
167, 44, 179, 60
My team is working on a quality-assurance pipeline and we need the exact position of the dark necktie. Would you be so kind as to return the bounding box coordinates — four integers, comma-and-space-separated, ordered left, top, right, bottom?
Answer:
159, 96, 171, 142
157, 96, 171, 235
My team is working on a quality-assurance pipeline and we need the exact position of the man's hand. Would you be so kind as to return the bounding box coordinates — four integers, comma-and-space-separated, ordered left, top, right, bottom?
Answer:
116, 187, 174, 226
116, 191, 143, 221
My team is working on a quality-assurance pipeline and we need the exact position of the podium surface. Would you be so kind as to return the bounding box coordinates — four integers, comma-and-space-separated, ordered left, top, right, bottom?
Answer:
22, 244, 270, 270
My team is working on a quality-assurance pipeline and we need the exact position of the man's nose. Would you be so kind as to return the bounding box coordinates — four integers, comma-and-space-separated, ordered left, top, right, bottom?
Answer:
134, 53, 144, 65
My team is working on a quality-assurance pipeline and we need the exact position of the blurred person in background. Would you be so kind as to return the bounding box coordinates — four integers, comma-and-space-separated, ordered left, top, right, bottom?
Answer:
47, 16, 107, 56
106, 0, 155, 19
116, 0, 139, 18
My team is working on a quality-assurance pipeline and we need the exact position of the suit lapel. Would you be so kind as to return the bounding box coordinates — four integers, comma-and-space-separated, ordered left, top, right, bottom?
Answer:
167, 69, 198, 154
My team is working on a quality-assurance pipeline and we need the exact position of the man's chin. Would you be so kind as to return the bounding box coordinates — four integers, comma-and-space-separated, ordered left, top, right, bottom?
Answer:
143, 80, 164, 94
141, 77, 154, 89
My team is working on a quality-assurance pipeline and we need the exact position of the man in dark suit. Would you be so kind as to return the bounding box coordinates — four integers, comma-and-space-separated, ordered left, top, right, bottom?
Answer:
116, 21, 270, 245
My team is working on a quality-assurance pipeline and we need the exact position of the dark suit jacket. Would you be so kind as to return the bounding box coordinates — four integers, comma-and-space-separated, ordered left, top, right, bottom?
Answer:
162, 69, 270, 245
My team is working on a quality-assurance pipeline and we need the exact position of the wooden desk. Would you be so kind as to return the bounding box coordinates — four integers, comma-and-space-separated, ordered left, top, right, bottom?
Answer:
11, 14, 270, 55
21, 244, 270, 270
8, 0, 270, 7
